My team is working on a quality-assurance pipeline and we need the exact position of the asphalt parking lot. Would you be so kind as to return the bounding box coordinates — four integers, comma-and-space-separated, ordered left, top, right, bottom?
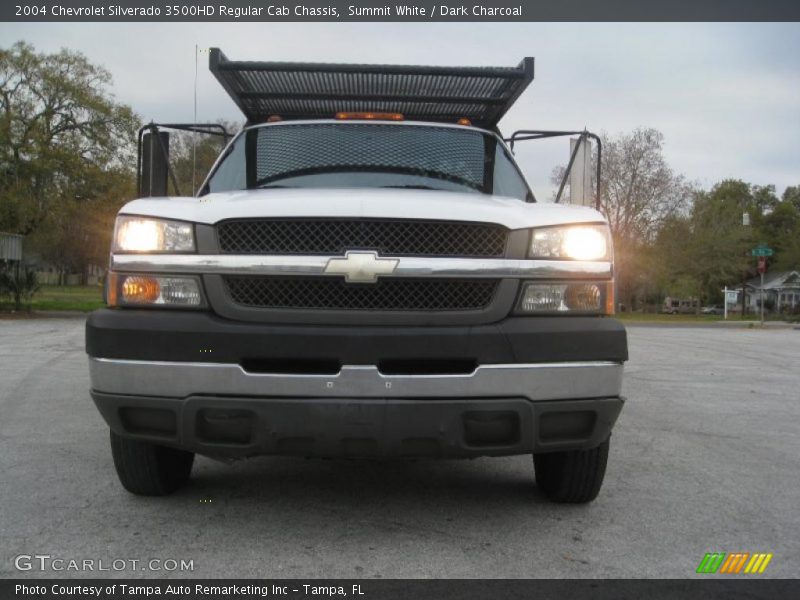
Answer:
1, 317, 798, 579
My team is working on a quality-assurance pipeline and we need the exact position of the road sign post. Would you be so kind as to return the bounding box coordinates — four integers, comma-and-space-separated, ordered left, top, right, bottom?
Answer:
751, 246, 772, 325
724, 286, 728, 320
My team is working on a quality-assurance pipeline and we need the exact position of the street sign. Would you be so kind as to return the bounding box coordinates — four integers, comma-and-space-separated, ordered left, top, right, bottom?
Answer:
758, 256, 767, 273
751, 245, 774, 257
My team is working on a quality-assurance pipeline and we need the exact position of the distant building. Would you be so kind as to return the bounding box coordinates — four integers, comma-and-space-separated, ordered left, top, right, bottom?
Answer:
0, 232, 24, 263
22, 250, 105, 286
731, 271, 800, 313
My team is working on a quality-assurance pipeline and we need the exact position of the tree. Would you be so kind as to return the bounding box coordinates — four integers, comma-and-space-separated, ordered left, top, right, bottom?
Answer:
599, 129, 690, 243
650, 180, 799, 307
683, 183, 754, 303
0, 41, 139, 282
0, 41, 139, 236
648, 215, 699, 300
28, 167, 135, 283
0, 263, 40, 311
782, 185, 800, 212
596, 128, 693, 309
761, 199, 800, 271
164, 121, 238, 196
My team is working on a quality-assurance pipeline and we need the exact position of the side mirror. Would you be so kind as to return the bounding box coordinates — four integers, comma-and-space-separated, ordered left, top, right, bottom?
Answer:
568, 136, 594, 207
504, 130, 601, 209
139, 131, 170, 197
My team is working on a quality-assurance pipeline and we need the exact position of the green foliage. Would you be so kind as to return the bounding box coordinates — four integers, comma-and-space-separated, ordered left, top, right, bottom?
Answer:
0, 263, 40, 311
27, 167, 135, 281
783, 186, 800, 211
0, 42, 241, 286
0, 41, 139, 278
686, 182, 754, 300
761, 199, 800, 271
646, 179, 799, 306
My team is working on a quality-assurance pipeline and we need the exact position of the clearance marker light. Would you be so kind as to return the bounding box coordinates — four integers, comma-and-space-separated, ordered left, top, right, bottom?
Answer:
335, 112, 404, 121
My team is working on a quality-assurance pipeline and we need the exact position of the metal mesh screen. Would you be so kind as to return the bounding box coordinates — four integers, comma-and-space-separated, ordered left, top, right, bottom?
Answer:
224, 277, 499, 312
217, 219, 508, 257
254, 124, 485, 188
209, 49, 534, 127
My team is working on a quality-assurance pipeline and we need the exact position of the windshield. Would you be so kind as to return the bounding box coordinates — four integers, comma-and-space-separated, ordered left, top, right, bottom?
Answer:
201, 122, 533, 201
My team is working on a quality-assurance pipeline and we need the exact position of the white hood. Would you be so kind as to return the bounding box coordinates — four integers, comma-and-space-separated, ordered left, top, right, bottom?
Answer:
118, 188, 606, 230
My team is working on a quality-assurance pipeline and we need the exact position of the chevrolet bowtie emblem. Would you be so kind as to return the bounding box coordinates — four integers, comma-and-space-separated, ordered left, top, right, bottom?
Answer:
324, 251, 399, 283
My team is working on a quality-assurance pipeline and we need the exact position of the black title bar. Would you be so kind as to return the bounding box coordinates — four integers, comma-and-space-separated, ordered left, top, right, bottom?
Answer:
3, 579, 800, 600
4, 0, 800, 22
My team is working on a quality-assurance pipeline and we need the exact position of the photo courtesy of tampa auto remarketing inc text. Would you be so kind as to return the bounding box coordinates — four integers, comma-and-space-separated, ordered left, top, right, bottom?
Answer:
0, 1, 798, 598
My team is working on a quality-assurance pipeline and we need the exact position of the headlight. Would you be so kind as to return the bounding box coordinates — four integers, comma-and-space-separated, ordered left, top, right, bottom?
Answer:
529, 224, 611, 261
113, 216, 195, 253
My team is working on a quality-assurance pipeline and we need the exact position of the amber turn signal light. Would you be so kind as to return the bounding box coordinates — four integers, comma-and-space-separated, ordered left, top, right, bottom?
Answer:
121, 276, 161, 304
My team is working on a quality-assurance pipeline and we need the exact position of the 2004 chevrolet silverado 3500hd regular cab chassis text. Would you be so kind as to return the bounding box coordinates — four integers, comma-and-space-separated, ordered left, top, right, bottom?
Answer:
85, 50, 627, 503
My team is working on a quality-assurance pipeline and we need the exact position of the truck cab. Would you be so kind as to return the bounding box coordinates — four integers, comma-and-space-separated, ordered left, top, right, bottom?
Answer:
86, 50, 627, 503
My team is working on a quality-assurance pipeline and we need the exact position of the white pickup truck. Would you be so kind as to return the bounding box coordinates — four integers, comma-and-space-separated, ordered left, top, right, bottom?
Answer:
86, 50, 627, 503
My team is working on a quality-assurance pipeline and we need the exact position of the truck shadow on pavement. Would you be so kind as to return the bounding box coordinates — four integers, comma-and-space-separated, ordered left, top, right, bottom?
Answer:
173, 455, 555, 509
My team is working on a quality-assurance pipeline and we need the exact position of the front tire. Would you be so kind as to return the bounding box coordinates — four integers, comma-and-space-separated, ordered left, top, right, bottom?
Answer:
534, 438, 610, 503
110, 430, 194, 496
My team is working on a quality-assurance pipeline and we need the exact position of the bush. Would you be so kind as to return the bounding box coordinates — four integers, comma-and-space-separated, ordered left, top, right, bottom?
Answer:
0, 264, 41, 311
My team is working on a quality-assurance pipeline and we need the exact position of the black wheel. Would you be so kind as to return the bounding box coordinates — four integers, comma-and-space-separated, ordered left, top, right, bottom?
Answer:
533, 438, 610, 503
110, 430, 194, 496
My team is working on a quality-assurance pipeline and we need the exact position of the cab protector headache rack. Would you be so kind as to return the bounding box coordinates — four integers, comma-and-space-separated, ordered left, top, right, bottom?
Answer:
209, 47, 534, 128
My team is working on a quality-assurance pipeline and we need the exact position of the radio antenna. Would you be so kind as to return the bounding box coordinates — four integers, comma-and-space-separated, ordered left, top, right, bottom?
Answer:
192, 44, 198, 194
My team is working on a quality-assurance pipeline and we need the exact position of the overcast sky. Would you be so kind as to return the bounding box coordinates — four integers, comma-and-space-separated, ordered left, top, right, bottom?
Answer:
2, 22, 799, 198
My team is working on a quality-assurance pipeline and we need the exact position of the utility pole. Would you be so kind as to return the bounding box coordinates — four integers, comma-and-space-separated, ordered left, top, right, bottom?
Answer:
741, 272, 748, 319
741, 212, 750, 319
751, 246, 773, 326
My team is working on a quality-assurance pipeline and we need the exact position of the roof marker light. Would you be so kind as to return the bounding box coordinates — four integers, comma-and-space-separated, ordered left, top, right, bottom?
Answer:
335, 112, 404, 121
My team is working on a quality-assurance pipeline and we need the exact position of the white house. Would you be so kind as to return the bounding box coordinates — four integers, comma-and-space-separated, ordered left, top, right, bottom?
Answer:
733, 271, 800, 313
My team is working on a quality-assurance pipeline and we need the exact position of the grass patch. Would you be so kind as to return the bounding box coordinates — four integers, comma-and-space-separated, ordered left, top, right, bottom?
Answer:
0, 284, 104, 312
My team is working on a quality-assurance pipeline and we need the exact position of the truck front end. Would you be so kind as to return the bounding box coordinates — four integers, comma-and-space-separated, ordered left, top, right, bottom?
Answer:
86, 53, 626, 502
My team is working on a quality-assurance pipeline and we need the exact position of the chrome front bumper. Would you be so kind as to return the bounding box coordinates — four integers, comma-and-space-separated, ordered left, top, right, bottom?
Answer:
87, 309, 627, 458
89, 358, 623, 401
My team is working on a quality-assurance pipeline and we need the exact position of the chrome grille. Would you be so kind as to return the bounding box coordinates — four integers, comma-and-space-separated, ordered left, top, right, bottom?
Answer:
216, 219, 508, 257
223, 277, 499, 312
